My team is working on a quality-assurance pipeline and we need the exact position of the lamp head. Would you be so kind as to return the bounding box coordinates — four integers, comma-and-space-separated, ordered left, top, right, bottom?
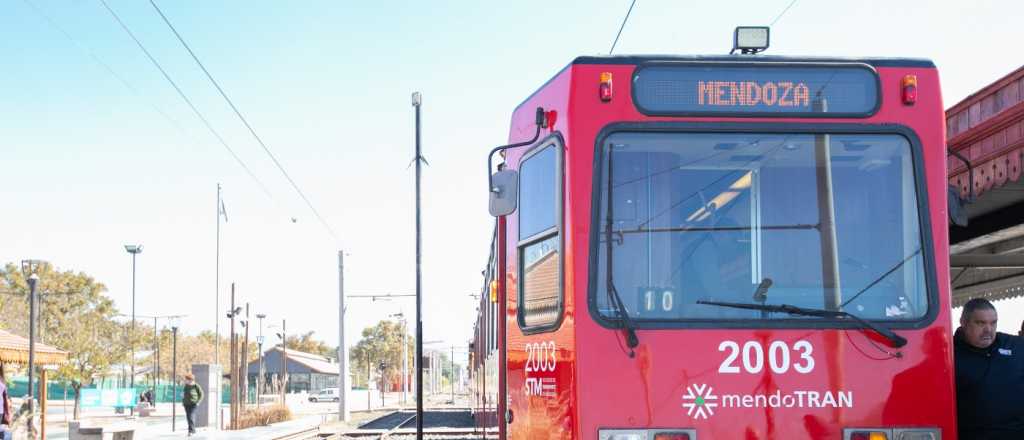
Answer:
124, 244, 143, 254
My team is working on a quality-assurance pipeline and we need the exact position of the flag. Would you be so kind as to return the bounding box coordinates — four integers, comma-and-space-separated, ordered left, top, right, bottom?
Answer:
219, 198, 228, 223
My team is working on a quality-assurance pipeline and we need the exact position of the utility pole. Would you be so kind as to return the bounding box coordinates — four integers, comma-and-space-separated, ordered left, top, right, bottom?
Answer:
412, 90, 424, 440
256, 313, 265, 409
451, 346, 455, 403
280, 319, 287, 405
403, 317, 408, 404
153, 317, 159, 403
229, 283, 237, 430
338, 250, 349, 421
366, 353, 371, 411
171, 323, 178, 432
242, 303, 250, 409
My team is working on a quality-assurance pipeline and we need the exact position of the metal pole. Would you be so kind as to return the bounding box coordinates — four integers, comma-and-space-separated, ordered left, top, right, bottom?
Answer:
280, 320, 287, 405
257, 313, 264, 409
131, 251, 137, 394
229, 283, 236, 430
172, 326, 178, 432
27, 276, 38, 412
243, 304, 249, 408
216, 183, 221, 367
338, 250, 349, 421
412, 90, 424, 440
813, 99, 843, 310
154, 317, 158, 404
402, 319, 408, 405
454, 345, 458, 403
366, 353, 370, 411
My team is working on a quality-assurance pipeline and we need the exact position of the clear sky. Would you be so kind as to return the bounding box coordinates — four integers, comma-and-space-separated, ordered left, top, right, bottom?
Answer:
2, 0, 1023, 366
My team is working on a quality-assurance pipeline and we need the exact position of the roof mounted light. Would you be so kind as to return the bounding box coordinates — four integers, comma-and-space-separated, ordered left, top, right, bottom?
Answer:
731, 26, 770, 55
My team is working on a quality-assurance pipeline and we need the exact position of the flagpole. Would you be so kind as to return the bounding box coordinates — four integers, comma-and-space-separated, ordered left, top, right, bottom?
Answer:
215, 183, 223, 431
216, 183, 221, 368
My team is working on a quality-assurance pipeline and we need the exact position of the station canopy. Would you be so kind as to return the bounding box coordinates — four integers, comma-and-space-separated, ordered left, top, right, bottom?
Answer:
948, 65, 1024, 306
0, 329, 68, 366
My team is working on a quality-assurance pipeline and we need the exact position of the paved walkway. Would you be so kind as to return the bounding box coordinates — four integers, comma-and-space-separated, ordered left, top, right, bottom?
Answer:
132, 415, 324, 439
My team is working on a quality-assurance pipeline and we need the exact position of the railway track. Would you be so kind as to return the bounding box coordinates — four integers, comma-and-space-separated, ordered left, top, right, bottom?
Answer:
333, 409, 478, 440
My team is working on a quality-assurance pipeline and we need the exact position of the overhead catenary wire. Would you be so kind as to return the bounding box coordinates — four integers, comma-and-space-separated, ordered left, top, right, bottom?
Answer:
96, 0, 276, 200
769, 0, 799, 26
149, 0, 340, 243
608, 0, 637, 55
23, 0, 190, 136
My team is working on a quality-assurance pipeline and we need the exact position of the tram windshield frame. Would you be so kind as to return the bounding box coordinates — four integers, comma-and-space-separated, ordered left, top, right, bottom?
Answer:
588, 126, 937, 328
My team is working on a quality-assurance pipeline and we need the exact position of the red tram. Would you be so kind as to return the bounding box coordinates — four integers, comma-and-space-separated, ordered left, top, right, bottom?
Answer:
471, 30, 955, 440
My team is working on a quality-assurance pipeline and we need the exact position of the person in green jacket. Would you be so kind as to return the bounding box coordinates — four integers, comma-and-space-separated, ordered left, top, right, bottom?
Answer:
182, 373, 203, 436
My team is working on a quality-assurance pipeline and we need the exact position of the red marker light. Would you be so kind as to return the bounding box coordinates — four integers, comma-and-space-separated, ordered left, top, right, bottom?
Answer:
599, 72, 613, 102
545, 110, 558, 129
902, 74, 918, 105
849, 432, 888, 440
653, 433, 690, 440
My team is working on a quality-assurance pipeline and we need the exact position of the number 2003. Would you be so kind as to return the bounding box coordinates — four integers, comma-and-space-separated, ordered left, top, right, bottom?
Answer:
717, 340, 814, 374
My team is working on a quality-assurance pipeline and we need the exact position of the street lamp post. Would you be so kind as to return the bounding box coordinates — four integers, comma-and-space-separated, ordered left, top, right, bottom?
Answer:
411, 90, 425, 439
21, 259, 45, 411
124, 244, 143, 397
389, 313, 408, 405
170, 317, 180, 432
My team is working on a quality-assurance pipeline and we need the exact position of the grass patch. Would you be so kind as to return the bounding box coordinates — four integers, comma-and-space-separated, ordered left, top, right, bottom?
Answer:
234, 404, 292, 429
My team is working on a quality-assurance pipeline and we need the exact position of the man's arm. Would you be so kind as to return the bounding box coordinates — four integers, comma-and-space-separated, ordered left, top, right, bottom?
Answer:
197, 385, 205, 403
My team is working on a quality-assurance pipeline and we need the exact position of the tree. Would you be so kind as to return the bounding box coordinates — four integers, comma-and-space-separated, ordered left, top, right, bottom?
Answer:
284, 331, 333, 358
0, 262, 128, 419
349, 321, 412, 390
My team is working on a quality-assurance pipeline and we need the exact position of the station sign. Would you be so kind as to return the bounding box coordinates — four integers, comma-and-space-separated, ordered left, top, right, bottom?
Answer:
633, 63, 879, 117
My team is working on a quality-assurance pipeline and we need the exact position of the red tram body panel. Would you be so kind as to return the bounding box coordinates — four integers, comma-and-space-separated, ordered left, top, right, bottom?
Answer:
472, 55, 955, 440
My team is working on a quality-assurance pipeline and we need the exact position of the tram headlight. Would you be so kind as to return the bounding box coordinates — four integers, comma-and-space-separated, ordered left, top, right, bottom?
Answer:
599, 429, 696, 440
893, 429, 939, 440
599, 430, 645, 440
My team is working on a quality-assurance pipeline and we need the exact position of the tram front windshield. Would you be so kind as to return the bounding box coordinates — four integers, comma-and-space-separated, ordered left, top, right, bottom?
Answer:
592, 131, 929, 322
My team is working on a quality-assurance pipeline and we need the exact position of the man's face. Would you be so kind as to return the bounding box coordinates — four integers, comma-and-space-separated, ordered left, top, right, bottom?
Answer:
961, 308, 998, 349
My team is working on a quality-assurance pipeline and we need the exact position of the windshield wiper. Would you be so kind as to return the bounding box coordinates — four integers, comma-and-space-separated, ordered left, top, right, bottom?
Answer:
695, 300, 907, 348
608, 282, 640, 354
605, 147, 639, 357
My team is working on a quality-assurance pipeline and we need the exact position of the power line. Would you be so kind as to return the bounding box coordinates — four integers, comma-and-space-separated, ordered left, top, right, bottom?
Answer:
609, 0, 638, 55
96, 0, 276, 200
769, 0, 799, 26
148, 0, 340, 243
22, 0, 188, 135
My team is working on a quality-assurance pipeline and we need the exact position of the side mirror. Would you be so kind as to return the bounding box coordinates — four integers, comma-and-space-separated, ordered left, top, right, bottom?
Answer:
948, 184, 968, 227
489, 170, 519, 217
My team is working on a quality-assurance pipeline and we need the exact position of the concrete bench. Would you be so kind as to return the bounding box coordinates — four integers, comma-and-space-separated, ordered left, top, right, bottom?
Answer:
136, 404, 156, 417
69, 421, 136, 440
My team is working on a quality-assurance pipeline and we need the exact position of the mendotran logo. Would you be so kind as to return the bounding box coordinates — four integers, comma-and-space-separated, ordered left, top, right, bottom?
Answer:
682, 383, 854, 419
682, 384, 718, 419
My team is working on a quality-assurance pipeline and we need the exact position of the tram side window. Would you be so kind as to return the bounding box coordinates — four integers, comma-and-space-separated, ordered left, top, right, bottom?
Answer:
518, 144, 562, 330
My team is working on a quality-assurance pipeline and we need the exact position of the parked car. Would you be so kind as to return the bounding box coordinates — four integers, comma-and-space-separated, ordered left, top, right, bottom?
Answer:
308, 388, 340, 402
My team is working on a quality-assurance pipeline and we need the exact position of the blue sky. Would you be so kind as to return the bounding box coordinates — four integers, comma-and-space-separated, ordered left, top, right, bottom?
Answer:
2, 0, 1023, 363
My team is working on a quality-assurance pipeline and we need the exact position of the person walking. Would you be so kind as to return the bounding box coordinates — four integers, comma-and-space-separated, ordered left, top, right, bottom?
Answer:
0, 364, 11, 440
182, 373, 204, 436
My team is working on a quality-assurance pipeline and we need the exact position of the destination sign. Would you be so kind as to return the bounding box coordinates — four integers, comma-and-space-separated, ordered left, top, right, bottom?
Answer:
633, 64, 879, 117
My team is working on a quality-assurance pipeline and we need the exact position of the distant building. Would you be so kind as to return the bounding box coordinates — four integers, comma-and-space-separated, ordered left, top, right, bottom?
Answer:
247, 347, 338, 394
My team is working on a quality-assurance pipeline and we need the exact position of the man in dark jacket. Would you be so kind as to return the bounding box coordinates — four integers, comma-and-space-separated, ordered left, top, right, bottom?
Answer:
181, 373, 204, 436
955, 298, 1024, 439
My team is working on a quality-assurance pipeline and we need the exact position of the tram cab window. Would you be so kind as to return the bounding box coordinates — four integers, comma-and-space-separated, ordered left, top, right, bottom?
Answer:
592, 132, 929, 324
518, 142, 563, 331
